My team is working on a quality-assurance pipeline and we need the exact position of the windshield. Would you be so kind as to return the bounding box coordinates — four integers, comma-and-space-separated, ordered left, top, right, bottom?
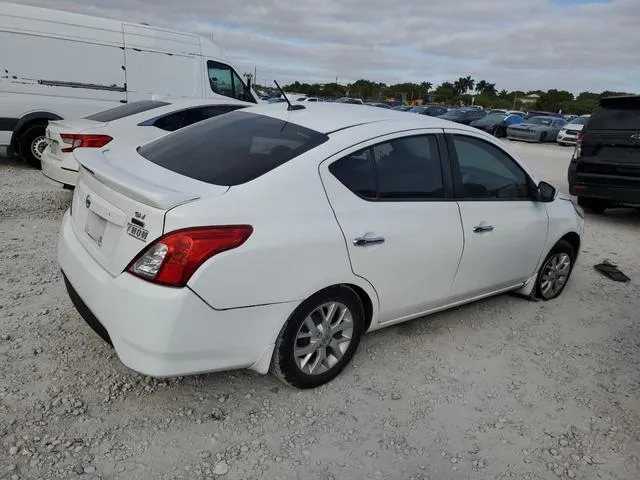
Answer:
441, 110, 465, 117
568, 116, 589, 126
527, 116, 554, 126
482, 113, 507, 122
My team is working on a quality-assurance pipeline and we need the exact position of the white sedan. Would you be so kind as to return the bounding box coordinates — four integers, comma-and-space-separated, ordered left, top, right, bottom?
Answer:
557, 114, 591, 146
41, 97, 251, 187
57, 103, 584, 389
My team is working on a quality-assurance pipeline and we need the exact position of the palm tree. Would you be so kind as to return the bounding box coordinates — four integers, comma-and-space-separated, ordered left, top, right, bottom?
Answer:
420, 81, 433, 94
484, 82, 497, 97
464, 76, 475, 94
498, 89, 509, 99
476, 80, 488, 95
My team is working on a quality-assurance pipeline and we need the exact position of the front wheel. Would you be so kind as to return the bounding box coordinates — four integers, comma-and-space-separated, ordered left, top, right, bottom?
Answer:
270, 286, 364, 389
536, 240, 576, 300
19, 123, 48, 169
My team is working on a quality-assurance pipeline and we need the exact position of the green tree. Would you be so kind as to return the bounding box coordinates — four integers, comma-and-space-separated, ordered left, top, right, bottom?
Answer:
435, 82, 457, 103
536, 89, 574, 112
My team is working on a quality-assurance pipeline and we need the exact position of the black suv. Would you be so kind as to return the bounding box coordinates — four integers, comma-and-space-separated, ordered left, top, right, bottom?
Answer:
568, 95, 640, 213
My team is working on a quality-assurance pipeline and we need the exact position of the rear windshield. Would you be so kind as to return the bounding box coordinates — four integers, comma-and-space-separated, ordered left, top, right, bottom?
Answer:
589, 103, 640, 130
84, 101, 170, 122
138, 110, 329, 186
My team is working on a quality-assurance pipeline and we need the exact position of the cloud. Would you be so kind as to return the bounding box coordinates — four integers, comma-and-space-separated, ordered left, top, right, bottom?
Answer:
9, 0, 640, 93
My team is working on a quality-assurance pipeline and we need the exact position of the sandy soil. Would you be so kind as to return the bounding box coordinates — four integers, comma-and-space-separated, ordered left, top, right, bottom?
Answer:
1, 141, 639, 480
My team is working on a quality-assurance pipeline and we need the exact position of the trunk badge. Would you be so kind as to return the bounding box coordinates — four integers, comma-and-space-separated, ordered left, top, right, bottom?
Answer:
85, 195, 91, 209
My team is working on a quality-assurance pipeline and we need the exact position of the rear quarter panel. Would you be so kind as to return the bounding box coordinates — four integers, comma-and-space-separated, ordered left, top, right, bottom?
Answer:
165, 147, 378, 312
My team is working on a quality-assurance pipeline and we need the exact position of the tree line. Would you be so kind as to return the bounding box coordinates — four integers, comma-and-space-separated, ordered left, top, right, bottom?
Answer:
280, 77, 633, 115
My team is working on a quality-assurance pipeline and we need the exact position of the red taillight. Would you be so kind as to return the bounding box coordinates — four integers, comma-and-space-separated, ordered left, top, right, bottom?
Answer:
126, 226, 253, 288
575, 130, 584, 157
60, 133, 113, 153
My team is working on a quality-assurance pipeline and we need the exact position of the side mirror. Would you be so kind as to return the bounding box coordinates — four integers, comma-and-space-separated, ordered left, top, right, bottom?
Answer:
536, 181, 556, 202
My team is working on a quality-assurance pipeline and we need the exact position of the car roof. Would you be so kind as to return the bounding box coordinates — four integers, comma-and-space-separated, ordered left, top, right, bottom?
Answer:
237, 102, 469, 134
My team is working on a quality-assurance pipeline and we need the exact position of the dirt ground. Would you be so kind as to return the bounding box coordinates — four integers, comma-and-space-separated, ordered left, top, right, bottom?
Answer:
1, 141, 639, 480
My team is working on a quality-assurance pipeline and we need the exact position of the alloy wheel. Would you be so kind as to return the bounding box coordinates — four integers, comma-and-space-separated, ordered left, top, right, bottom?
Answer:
539, 253, 572, 299
293, 302, 354, 375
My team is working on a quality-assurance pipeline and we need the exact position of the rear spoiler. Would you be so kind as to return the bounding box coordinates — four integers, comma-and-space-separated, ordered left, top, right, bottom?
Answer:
74, 148, 201, 210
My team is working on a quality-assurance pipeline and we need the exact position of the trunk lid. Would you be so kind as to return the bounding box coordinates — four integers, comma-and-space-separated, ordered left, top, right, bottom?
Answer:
71, 148, 229, 276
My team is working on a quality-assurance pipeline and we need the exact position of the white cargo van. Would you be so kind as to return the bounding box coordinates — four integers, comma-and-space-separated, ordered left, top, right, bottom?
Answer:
0, 2, 259, 167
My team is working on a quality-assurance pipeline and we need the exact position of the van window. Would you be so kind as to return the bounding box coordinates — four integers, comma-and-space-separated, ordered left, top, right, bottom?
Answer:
84, 101, 170, 122
138, 110, 329, 186
207, 61, 255, 103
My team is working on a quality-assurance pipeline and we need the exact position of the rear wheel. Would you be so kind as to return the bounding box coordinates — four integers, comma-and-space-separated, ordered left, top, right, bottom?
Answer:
271, 286, 364, 389
18, 123, 48, 169
536, 240, 575, 300
577, 197, 606, 214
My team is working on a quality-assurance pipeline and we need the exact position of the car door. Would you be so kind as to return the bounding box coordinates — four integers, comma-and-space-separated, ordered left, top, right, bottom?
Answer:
319, 131, 464, 323
445, 130, 549, 298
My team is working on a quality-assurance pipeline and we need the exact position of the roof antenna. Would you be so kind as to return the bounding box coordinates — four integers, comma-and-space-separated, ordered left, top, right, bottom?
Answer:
274, 80, 305, 111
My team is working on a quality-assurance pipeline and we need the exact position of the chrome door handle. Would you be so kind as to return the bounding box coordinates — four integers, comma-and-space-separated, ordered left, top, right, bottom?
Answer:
473, 224, 494, 233
353, 236, 385, 246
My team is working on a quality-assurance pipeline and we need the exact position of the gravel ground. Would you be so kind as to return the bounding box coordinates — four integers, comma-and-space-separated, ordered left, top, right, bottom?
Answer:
1, 142, 639, 480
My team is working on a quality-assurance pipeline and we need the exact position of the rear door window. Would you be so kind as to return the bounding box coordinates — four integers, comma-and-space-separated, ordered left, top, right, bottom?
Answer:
138, 111, 329, 186
329, 134, 445, 200
84, 100, 170, 122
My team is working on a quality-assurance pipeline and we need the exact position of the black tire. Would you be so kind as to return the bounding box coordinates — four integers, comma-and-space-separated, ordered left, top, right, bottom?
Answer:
18, 122, 48, 169
577, 197, 606, 214
536, 239, 576, 301
270, 286, 364, 389
538, 132, 547, 143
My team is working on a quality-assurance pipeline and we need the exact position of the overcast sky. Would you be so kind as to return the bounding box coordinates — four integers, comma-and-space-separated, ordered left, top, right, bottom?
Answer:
12, 0, 640, 94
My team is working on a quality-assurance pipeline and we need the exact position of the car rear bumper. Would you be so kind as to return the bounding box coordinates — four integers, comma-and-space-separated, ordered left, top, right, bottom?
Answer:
41, 149, 78, 187
58, 211, 296, 377
568, 165, 640, 205
569, 183, 640, 205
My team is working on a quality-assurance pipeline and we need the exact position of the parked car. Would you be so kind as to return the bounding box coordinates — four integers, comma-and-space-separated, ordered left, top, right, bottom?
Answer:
58, 102, 583, 389
391, 105, 412, 112
568, 95, 640, 213
408, 105, 448, 117
41, 97, 250, 188
507, 116, 567, 143
469, 112, 509, 135
0, 2, 259, 168
438, 108, 486, 125
493, 113, 527, 138
334, 97, 364, 105
557, 115, 590, 146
